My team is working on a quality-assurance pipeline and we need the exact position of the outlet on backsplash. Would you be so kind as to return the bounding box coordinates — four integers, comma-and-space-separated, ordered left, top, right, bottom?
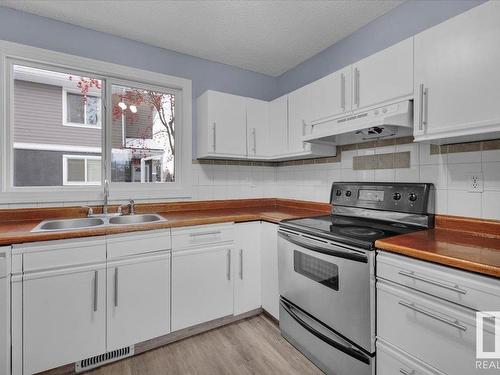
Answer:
468, 173, 483, 192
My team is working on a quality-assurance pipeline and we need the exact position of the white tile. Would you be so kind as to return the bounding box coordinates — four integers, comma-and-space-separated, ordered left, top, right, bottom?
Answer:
419, 143, 447, 165
395, 166, 420, 183
433, 189, 448, 215
447, 151, 482, 164
375, 145, 396, 155
483, 162, 500, 191
482, 191, 500, 220
197, 165, 213, 185
327, 168, 342, 184
447, 163, 481, 190
420, 164, 447, 189
357, 148, 375, 157
357, 170, 375, 182
341, 150, 357, 169
374, 169, 395, 182
482, 149, 500, 163
447, 190, 482, 218
341, 168, 357, 181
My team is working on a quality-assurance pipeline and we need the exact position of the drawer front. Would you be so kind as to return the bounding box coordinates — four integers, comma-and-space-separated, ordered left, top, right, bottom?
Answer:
107, 229, 171, 259
15, 237, 106, 272
172, 223, 234, 250
377, 251, 500, 311
0, 247, 8, 277
377, 280, 496, 375
377, 339, 446, 375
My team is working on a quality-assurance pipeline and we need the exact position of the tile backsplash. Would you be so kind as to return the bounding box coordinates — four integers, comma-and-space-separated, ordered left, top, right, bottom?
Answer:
3, 139, 500, 221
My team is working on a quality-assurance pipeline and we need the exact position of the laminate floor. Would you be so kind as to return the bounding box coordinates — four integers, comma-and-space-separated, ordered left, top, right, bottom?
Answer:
88, 314, 323, 375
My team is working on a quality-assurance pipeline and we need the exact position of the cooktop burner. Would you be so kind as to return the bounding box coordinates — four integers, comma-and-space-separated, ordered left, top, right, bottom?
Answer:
280, 214, 424, 249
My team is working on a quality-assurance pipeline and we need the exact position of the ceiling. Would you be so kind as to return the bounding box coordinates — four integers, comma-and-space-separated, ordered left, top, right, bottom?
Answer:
0, 0, 403, 77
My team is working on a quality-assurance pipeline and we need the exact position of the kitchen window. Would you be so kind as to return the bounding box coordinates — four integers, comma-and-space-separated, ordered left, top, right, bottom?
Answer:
0, 41, 192, 204
63, 155, 101, 185
63, 88, 102, 128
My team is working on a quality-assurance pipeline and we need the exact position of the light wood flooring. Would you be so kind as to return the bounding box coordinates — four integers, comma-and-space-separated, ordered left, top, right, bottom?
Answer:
88, 314, 323, 375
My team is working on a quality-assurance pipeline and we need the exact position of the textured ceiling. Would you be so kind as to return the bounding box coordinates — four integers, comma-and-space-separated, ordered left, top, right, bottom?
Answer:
0, 0, 403, 76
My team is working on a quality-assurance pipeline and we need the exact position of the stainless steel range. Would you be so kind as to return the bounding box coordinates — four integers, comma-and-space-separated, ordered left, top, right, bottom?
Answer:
278, 182, 433, 375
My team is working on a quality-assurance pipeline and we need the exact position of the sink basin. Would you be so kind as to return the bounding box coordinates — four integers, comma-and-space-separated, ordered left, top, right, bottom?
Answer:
33, 217, 105, 232
108, 214, 165, 225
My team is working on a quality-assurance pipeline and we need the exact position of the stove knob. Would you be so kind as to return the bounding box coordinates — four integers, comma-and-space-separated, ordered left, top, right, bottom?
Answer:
408, 193, 418, 202
336, 189, 342, 196
393, 192, 401, 201
345, 190, 352, 197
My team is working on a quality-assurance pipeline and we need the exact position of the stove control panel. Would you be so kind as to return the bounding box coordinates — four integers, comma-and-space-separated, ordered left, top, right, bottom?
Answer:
330, 182, 433, 214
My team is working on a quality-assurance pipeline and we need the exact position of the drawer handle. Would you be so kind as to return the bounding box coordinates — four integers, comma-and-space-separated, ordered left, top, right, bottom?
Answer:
398, 270, 467, 295
93, 270, 98, 312
189, 231, 221, 238
227, 249, 231, 281
114, 267, 119, 308
398, 300, 467, 331
400, 369, 414, 375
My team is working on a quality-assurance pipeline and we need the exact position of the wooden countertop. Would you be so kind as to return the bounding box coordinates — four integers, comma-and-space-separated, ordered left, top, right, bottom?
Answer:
0, 199, 330, 246
376, 216, 500, 278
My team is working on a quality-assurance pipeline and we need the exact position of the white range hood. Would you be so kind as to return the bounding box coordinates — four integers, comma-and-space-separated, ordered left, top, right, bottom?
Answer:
303, 100, 413, 145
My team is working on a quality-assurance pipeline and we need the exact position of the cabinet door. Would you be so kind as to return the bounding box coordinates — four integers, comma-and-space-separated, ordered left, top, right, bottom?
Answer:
246, 98, 269, 158
309, 66, 352, 123
234, 222, 262, 315
23, 267, 106, 374
172, 245, 233, 331
107, 252, 171, 351
268, 96, 288, 156
260, 222, 279, 320
208, 91, 247, 156
0, 276, 7, 375
414, 1, 500, 141
353, 37, 413, 110
288, 85, 313, 154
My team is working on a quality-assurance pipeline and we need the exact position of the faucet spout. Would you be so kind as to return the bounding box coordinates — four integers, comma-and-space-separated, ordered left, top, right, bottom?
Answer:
103, 179, 109, 215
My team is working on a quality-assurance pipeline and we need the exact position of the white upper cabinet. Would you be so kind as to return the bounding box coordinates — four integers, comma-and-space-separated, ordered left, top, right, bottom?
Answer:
268, 96, 288, 156
246, 98, 270, 158
288, 83, 313, 154
197, 90, 247, 158
352, 37, 413, 110
414, 1, 500, 143
309, 66, 352, 123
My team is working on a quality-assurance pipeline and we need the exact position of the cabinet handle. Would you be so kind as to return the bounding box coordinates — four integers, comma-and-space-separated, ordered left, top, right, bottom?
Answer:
239, 249, 243, 280
114, 267, 119, 307
418, 84, 425, 131
398, 300, 467, 331
189, 230, 221, 237
212, 122, 217, 152
398, 270, 467, 294
423, 87, 429, 128
93, 270, 98, 312
399, 369, 414, 375
227, 249, 231, 281
354, 68, 360, 107
340, 73, 345, 111
252, 128, 257, 154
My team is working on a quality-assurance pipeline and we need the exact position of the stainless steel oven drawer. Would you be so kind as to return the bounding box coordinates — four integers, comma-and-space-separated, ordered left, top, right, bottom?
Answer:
279, 298, 374, 375
378, 280, 497, 375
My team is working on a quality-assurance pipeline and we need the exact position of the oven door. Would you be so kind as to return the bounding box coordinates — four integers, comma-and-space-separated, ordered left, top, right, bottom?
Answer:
278, 228, 375, 352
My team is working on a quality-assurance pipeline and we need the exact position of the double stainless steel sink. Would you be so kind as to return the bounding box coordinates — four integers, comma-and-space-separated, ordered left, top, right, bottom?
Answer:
31, 214, 166, 232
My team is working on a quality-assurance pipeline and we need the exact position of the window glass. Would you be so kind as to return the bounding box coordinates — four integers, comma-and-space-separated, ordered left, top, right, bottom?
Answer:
12, 64, 102, 187
111, 84, 175, 183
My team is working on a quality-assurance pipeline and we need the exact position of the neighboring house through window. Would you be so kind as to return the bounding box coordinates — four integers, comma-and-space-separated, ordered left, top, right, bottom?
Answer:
63, 88, 101, 128
63, 155, 101, 185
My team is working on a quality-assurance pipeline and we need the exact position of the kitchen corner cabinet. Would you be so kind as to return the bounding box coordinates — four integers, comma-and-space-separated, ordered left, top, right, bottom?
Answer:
246, 98, 270, 158
352, 37, 413, 111
197, 90, 247, 158
414, 1, 500, 143
260, 221, 280, 320
171, 224, 234, 331
234, 222, 262, 315
0, 247, 10, 375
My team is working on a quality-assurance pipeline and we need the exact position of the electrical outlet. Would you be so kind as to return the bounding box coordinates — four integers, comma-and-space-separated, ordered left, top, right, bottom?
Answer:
468, 173, 483, 192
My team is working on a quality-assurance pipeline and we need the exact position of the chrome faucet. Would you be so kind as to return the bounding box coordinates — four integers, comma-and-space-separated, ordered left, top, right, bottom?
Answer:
81, 205, 94, 217
128, 199, 135, 215
103, 179, 109, 215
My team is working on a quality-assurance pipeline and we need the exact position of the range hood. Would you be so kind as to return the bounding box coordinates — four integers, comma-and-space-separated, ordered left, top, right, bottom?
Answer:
303, 100, 413, 145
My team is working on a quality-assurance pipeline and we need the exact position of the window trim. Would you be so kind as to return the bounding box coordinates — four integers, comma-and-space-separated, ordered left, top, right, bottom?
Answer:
0, 40, 192, 205
62, 87, 102, 129
62, 155, 101, 186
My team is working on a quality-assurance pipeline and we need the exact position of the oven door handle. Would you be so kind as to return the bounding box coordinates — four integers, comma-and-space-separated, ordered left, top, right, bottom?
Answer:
278, 231, 368, 263
280, 298, 371, 365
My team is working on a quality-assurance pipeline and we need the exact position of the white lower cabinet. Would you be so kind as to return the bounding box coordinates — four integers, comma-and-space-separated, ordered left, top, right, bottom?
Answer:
106, 252, 171, 351
0, 247, 10, 375
172, 245, 234, 331
234, 222, 262, 315
260, 221, 279, 320
23, 265, 107, 375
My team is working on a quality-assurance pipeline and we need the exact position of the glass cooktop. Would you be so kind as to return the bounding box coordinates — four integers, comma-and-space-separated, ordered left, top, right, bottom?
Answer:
280, 214, 423, 250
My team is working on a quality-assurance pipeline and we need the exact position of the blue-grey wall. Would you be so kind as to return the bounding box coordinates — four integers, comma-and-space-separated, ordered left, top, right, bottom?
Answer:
276, 0, 486, 97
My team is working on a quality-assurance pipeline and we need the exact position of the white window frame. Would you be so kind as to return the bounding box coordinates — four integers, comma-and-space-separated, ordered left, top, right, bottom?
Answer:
62, 155, 101, 186
0, 40, 192, 205
62, 87, 102, 129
